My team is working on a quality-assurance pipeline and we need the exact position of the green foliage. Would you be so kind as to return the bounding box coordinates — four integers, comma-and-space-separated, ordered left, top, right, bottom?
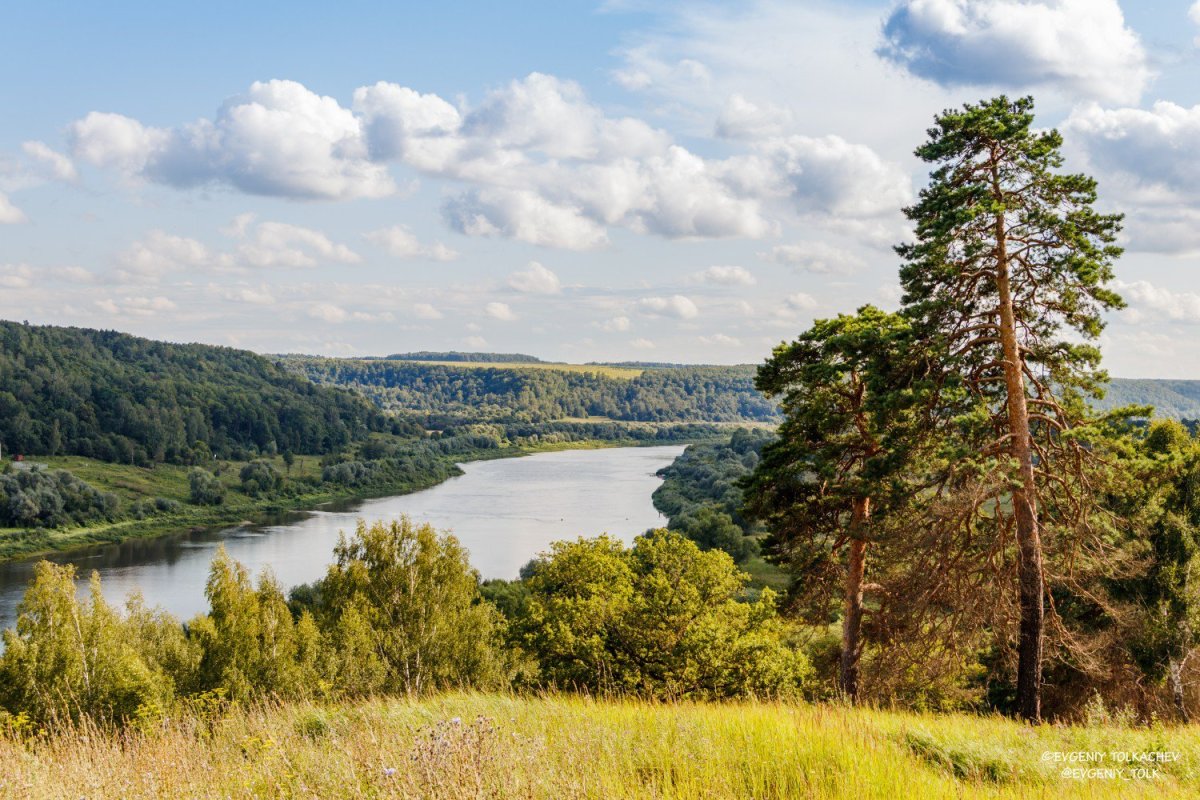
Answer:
315, 518, 508, 695
188, 547, 320, 702
0, 320, 398, 464
517, 530, 809, 699
0, 562, 199, 724
652, 428, 774, 563
187, 468, 226, 506
238, 460, 283, 497
290, 358, 779, 427
0, 467, 120, 528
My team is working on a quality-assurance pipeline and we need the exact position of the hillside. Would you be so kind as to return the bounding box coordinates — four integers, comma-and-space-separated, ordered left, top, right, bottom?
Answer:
286, 357, 780, 426
4, 693, 1193, 798
1100, 378, 1200, 420
0, 321, 408, 464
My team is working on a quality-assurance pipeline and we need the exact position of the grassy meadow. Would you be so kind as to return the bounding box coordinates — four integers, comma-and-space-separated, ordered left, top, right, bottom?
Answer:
2, 693, 1195, 799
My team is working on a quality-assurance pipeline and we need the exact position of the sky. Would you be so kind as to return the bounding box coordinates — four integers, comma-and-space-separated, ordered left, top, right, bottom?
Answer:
3, 0, 1200, 376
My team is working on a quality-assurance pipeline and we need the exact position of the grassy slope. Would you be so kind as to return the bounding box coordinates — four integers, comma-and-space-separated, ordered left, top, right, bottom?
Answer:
2, 693, 1195, 798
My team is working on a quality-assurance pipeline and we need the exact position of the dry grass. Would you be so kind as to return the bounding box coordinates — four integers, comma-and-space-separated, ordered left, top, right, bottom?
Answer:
2, 693, 1198, 798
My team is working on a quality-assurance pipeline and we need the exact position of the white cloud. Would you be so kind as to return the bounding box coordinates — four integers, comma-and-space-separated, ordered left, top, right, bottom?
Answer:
781, 292, 818, 313
364, 225, 459, 261
630, 337, 656, 350
118, 230, 216, 278
1063, 102, 1200, 253
878, 0, 1149, 104
308, 303, 349, 323
66, 72, 903, 247
69, 80, 396, 200
485, 301, 518, 321
0, 192, 26, 224
759, 242, 864, 274
692, 265, 756, 286
714, 94, 792, 140
220, 285, 275, 305
507, 261, 561, 294
413, 302, 443, 320
235, 222, 360, 268
445, 187, 609, 250
96, 295, 177, 317
463, 335, 489, 348
0, 264, 33, 288
21, 141, 77, 182
602, 315, 631, 332
637, 294, 700, 319
1114, 280, 1200, 323
1192, 1, 1200, 44
699, 333, 741, 346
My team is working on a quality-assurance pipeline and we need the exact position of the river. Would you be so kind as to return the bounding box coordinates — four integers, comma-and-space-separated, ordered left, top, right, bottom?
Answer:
0, 445, 684, 631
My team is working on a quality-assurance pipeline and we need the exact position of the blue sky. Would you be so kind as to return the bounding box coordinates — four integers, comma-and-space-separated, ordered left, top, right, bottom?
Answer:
3, 0, 1200, 376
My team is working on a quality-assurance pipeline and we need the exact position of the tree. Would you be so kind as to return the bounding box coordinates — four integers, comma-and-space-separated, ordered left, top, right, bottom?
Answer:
516, 530, 809, 699
239, 460, 283, 497
317, 518, 507, 695
743, 305, 919, 701
897, 96, 1124, 721
188, 468, 226, 506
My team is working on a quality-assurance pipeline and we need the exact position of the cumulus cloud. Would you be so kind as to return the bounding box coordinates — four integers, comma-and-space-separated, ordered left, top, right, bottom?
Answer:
412, 303, 443, 320
759, 242, 864, 274
507, 261, 561, 294
0, 192, 26, 224
21, 141, 77, 182
463, 335, 488, 348
699, 333, 741, 346
1063, 102, 1200, 253
637, 294, 700, 319
601, 316, 631, 332
630, 337, 656, 350
878, 0, 1149, 104
118, 231, 216, 278
1192, 2, 1200, 43
1114, 280, 1200, 323
0, 264, 33, 288
692, 265, 756, 286
485, 301, 518, 321
66, 72, 905, 247
715, 94, 792, 140
445, 187, 609, 250
308, 303, 349, 323
69, 80, 396, 200
364, 225, 459, 261
780, 292, 818, 314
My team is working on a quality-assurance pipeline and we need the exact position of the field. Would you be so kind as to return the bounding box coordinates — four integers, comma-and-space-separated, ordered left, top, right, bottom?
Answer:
1, 693, 1195, 799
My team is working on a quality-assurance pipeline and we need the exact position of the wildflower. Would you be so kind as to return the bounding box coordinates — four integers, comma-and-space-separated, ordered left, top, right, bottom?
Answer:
383, 767, 397, 777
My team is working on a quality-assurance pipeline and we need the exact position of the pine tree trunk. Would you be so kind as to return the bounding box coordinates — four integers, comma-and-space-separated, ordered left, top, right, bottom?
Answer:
840, 496, 870, 701
1170, 658, 1189, 723
995, 211, 1045, 724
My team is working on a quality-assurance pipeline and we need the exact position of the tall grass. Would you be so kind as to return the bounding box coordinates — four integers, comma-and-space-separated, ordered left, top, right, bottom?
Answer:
2, 693, 1196, 798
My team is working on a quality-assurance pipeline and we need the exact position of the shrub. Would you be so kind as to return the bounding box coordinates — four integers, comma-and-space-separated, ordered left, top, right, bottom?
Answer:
188, 468, 226, 506
239, 460, 283, 497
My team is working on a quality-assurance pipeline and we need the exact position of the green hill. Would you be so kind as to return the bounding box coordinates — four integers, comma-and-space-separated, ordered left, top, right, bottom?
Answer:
1098, 379, 1200, 419
0, 321, 409, 465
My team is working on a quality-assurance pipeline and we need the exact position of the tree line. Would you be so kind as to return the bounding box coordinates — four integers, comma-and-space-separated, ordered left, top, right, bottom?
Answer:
0, 519, 808, 727
289, 360, 780, 426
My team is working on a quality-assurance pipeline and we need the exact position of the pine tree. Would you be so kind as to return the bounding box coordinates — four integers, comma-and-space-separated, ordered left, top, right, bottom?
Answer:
897, 96, 1124, 721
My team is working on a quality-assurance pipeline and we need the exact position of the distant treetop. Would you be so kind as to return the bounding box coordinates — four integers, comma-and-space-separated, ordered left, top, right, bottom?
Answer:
380, 352, 545, 363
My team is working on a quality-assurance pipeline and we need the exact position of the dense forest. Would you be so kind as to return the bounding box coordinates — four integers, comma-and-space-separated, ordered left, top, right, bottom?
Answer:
288, 358, 780, 426
0, 322, 411, 465
374, 351, 544, 363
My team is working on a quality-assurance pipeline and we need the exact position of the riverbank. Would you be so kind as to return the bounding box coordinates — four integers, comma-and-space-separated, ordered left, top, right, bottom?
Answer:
4, 692, 1195, 798
0, 435, 721, 563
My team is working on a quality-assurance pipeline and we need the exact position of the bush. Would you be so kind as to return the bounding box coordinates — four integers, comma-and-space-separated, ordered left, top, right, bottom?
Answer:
0, 468, 119, 528
239, 460, 283, 498
516, 529, 809, 699
188, 468, 226, 506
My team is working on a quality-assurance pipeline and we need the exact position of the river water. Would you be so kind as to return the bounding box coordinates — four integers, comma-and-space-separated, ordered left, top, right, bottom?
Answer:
0, 445, 683, 630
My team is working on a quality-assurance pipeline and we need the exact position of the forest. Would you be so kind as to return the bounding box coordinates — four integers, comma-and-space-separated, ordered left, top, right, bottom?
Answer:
288, 358, 780, 426
0, 321, 409, 465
